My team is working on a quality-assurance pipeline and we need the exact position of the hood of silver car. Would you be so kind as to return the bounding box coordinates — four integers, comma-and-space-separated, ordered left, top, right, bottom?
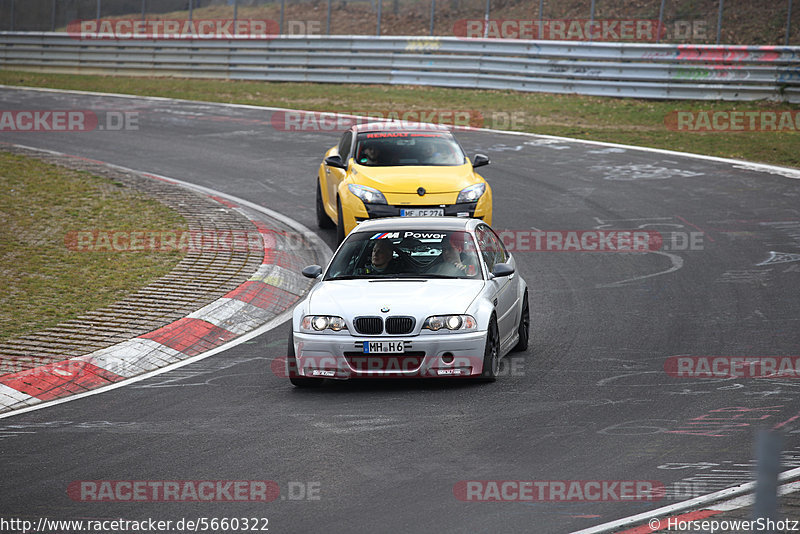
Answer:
307, 279, 484, 319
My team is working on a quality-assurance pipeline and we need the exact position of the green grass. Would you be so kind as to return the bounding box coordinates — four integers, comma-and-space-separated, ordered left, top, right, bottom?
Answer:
1, 70, 798, 168
0, 151, 187, 340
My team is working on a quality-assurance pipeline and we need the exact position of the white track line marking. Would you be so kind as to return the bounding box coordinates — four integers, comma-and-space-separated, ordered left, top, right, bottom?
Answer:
568, 467, 800, 534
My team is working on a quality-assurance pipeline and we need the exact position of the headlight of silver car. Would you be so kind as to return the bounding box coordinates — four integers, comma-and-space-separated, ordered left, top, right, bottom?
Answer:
301, 315, 348, 332
422, 314, 477, 332
348, 184, 388, 205
456, 183, 485, 204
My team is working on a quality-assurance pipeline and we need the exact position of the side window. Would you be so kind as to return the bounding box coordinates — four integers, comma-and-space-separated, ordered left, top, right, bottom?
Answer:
476, 225, 507, 273
476, 226, 497, 273
337, 131, 352, 161
487, 227, 509, 264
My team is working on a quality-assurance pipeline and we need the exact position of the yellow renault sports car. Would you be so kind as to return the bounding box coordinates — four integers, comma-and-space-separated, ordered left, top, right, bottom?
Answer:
316, 122, 492, 242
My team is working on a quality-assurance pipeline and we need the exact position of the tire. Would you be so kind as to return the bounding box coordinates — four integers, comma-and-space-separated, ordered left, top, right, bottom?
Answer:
336, 200, 346, 244
512, 290, 529, 352
287, 335, 324, 388
316, 180, 334, 229
476, 316, 499, 382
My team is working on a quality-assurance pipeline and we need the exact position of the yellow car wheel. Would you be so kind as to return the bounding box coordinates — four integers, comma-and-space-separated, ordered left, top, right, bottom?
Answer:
336, 200, 345, 243
316, 180, 334, 229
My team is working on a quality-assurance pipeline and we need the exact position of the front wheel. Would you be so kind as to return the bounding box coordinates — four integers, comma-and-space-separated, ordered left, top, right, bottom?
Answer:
475, 317, 499, 382
336, 200, 346, 244
316, 180, 334, 229
512, 290, 529, 352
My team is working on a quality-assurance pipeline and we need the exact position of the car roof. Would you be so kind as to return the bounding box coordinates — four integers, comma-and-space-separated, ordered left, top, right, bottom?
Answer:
351, 121, 453, 135
351, 216, 481, 234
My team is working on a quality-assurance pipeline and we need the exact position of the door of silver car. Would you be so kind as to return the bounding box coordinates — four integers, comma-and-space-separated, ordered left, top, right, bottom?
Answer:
475, 224, 518, 344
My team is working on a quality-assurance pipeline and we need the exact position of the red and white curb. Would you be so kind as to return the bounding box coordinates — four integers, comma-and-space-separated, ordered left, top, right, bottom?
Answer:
569, 466, 800, 534
0, 151, 330, 418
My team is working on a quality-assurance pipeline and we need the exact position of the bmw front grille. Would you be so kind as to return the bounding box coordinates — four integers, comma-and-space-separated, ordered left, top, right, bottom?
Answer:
354, 317, 383, 335
353, 316, 416, 335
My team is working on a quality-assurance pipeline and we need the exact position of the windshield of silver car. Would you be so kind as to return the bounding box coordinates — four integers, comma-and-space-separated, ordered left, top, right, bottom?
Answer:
324, 230, 483, 280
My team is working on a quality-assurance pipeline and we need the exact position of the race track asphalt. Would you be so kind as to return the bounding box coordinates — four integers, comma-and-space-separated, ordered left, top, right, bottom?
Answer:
1, 87, 799, 533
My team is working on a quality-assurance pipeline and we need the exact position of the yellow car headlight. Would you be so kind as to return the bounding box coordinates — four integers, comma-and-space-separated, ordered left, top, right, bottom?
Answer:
348, 184, 388, 205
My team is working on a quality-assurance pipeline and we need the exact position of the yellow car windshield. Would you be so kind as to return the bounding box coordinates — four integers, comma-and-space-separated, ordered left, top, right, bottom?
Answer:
354, 132, 466, 167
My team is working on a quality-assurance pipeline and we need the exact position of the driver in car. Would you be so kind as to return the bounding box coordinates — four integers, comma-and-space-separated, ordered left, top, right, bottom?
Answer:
359, 144, 380, 165
358, 239, 403, 275
430, 234, 472, 277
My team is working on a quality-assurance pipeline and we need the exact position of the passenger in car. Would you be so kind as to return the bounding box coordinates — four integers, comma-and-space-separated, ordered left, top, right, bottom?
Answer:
431, 234, 474, 277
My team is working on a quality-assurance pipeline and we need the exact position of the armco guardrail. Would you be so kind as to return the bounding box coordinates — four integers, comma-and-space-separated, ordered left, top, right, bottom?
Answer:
1, 33, 799, 102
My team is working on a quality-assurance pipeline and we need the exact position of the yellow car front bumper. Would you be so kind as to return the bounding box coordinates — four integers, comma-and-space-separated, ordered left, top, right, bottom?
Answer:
338, 185, 493, 235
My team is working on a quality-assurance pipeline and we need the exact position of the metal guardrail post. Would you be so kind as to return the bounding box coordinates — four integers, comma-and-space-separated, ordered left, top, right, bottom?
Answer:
656, 0, 665, 44
377, 0, 382, 36
96, 0, 101, 25
588, 0, 596, 42
142, 0, 146, 21
327, 0, 332, 35
233, 0, 237, 24
787, 0, 794, 46
753, 429, 782, 533
483, 0, 490, 38
716, 0, 724, 44
51, 0, 57, 32
280, 0, 285, 34
430, 0, 435, 36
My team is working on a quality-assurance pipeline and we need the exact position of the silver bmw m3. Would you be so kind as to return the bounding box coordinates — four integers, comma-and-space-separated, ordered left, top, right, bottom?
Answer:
287, 217, 529, 386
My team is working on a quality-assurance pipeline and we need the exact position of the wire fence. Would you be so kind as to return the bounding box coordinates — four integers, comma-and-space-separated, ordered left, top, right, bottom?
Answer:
1, 0, 797, 45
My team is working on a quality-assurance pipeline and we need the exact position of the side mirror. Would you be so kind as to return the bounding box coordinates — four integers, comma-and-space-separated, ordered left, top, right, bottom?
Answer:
472, 154, 490, 168
324, 155, 347, 169
301, 265, 323, 279
490, 262, 514, 278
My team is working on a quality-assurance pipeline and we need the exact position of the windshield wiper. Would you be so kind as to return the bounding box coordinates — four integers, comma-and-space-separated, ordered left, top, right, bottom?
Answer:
386, 273, 456, 279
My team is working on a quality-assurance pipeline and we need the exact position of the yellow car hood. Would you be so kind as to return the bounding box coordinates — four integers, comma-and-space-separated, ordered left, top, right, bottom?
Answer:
351, 163, 482, 194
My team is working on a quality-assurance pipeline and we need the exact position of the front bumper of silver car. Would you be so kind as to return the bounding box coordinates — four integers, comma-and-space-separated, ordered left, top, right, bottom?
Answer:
292, 331, 487, 379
